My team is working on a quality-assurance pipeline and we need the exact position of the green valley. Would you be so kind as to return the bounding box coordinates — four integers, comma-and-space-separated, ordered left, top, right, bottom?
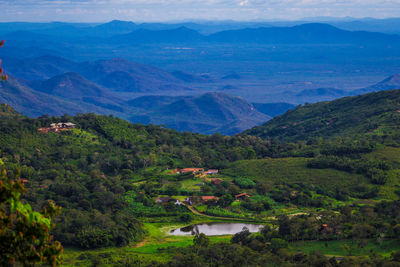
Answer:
2, 89, 400, 266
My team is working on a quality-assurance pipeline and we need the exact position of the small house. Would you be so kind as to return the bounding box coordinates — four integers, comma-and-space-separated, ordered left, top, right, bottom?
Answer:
318, 224, 333, 234
179, 168, 204, 174
207, 169, 219, 175
175, 200, 182, 205
157, 197, 172, 204
235, 193, 251, 200
184, 197, 193, 205
50, 122, 76, 129
38, 122, 77, 133
201, 196, 220, 202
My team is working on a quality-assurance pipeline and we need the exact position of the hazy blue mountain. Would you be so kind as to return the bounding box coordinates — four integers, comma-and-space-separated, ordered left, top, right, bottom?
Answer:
3, 55, 77, 80
0, 76, 118, 117
76, 58, 190, 92
3, 55, 193, 92
222, 72, 241, 80
252, 102, 296, 117
28, 72, 108, 99
92, 20, 136, 35
125, 95, 187, 110
353, 74, 400, 94
207, 23, 400, 44
330, 18, 400, 34
100, 71, 140, 92
112, 26, 203, 43
296, 88, 348, 98
130, 92, 271, 135
171, 71, 213, 83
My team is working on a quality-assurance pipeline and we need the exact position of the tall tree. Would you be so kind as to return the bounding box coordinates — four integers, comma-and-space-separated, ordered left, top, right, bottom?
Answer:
0, 162, 63, 266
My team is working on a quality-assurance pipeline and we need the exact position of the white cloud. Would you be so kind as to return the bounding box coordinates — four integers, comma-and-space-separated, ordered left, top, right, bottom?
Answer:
0, 0, 399, 22
239, 0, 249, 6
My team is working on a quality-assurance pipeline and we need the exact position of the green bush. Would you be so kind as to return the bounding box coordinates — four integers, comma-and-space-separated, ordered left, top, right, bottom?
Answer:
234, 177, 256, 189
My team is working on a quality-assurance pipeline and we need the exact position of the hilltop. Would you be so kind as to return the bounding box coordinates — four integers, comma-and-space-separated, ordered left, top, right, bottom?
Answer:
244, 89, 400, 142
129, 92, 270, 135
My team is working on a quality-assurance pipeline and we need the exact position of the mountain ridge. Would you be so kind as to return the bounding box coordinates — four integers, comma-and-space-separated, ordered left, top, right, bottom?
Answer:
244, 89, 400, 141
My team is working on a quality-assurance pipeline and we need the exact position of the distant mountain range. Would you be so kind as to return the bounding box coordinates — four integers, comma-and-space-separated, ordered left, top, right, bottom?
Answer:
1, 53, 400, 134
108, 23, 400, 45
2, 22, 400, 46
285, 74, 400, 103
2, 56, 187, 92
1, 18, 400, 36
0, 55, 275, 134
206, 23, 400, 45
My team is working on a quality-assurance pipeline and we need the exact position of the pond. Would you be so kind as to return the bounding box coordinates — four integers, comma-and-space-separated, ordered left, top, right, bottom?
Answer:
169, 223, 264, 236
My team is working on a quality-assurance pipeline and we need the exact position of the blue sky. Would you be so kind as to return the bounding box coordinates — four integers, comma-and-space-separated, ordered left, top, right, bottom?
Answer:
0, 0, 400, 22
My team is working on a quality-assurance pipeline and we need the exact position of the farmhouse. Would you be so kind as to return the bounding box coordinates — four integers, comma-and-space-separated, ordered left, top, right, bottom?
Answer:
235, 193, 251, 200
318, 224, 334, 234
184, 197, 193, 205
157, 197, 182, 205
179, 168, 204, 174
157, 197, 172, 203
170, 168, 219, 176
201, 196, 220, 202
38, 122, 77, 133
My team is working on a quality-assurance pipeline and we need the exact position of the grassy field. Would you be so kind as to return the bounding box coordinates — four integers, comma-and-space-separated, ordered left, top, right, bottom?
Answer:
179, 177, 204, 191
223, 157, 367, 190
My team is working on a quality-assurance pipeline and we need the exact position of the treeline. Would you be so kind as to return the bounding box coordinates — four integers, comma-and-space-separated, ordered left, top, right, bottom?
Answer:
268, 200, 400, 243
308, 156, 392, 185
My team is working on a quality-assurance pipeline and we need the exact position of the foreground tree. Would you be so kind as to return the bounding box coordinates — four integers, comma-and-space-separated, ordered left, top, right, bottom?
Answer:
0, 40, 7, 81
193, 233, 209, 255
0, 161, 63, 266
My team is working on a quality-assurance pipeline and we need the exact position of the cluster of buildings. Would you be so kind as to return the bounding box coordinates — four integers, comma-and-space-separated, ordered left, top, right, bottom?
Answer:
156, 193, 250, 206
172, 168, 219, 175
38, 122, 77, 133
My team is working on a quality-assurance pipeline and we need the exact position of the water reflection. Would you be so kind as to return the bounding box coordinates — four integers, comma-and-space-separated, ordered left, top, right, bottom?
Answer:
170, 223, 263, 236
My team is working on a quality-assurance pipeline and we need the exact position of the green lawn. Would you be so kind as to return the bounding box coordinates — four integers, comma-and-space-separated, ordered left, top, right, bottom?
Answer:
180, 177, 204, 191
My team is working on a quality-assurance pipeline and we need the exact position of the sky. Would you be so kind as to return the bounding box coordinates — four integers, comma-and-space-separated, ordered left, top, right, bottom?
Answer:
0, 0, 400, 22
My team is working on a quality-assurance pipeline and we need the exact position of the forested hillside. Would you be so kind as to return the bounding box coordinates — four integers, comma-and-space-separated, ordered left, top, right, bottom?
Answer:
244, 89, 400, 142
0, 104, 272, 249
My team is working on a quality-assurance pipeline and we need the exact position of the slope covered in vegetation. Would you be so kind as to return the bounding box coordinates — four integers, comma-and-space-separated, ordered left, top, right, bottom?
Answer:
0, 104, 273, 249
244, 89, 400, 143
